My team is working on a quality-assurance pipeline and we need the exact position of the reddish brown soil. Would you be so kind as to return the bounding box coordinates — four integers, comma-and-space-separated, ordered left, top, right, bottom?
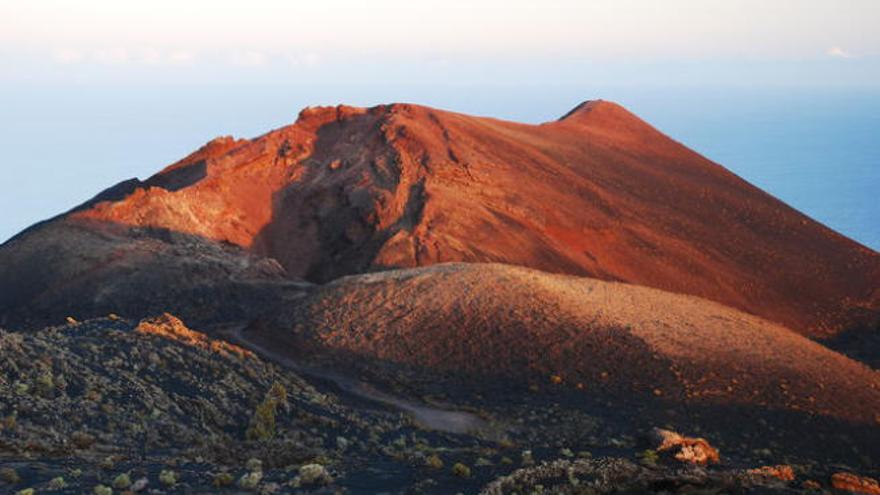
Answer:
268, 263, 880, 425
2, 101, 878, 337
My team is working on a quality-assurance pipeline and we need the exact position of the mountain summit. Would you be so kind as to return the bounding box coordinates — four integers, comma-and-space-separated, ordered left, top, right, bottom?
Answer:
1, 101, 878, 337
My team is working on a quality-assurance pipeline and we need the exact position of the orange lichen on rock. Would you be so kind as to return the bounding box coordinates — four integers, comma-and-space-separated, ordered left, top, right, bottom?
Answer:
135, 313, 252, 358
831, 472, 880, 495
748, 465, 796, 482
651, 428, 720, 465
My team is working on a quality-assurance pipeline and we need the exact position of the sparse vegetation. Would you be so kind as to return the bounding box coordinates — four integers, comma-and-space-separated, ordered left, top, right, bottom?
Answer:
0, 314, 875, 493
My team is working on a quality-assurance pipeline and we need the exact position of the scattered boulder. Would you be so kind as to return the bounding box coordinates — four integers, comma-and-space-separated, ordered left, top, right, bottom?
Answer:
831, 472, 880, 494
130, 478, 148, 492
748, 465, 796, 482
649, 428, 720, 465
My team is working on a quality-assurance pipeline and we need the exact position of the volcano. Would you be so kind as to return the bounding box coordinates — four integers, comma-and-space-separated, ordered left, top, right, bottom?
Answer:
2, 100, 880, 493
1, 101, 877, 339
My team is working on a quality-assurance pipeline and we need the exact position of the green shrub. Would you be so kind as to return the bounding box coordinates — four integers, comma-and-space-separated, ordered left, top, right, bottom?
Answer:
451, 462, 471, 478
245, 399, 277, 441
298, 464, 331, 486
0, 467, 20, 484
158, 469, 177, 487
268, 382, 288, 405
238, 471, 263, 490
35, 371, 54, 396
213, 472, 234, 487
245, 382, 287, 441
425, 454, 444, 469
2, 413, 16, 431
112, 473, 131, 489
637, 449, 660, 466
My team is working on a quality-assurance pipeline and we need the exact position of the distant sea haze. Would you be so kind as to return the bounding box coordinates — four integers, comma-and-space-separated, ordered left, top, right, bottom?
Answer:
0, 85, 877, 251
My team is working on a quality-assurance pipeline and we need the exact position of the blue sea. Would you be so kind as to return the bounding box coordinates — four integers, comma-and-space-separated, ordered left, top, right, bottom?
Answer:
1, 84, 877, 250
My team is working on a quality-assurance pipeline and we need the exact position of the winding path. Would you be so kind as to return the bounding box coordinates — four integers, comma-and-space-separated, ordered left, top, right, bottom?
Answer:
221, 324, 487, 435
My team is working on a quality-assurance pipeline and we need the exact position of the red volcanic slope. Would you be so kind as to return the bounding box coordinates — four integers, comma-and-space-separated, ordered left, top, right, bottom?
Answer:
12, 101, 880, 336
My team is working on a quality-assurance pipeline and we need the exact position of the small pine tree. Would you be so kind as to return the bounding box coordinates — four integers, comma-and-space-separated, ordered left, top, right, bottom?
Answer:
245, 382, 287, 441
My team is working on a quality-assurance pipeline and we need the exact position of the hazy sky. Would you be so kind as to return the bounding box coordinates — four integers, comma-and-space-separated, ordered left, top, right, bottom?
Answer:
1, 0, 879, 86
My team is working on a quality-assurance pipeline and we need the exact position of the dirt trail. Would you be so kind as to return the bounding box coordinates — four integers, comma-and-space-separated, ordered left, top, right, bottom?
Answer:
223, 324, 487, 435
